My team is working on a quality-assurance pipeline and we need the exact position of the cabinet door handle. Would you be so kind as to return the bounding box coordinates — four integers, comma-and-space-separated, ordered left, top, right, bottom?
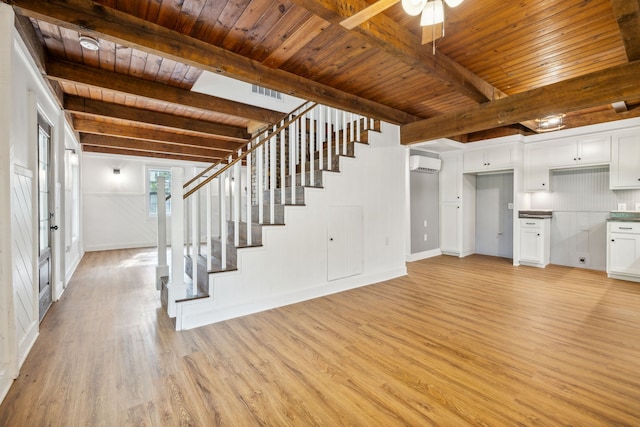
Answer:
537, 233, 540, 236
542, 183, 546, 186
526, 222, 536, 225
619, 227, 633, 230
573, 158, 577, 161
611, 239, 615, 242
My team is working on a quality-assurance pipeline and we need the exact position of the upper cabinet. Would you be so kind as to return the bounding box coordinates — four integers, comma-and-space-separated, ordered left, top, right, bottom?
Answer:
546, 136, 610, 168
524, 143, 550, 192
524, 134, 611, 192
610, 131, 640, 189
440, 151, 462, 202
463, 145, 514, 173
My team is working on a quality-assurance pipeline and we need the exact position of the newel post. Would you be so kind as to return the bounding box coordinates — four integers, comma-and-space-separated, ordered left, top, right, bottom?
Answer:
167, 166, 186, 317
155, 176, 169, 290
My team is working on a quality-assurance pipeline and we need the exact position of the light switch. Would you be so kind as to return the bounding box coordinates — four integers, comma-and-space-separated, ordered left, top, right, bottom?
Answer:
507, 203, 514, 209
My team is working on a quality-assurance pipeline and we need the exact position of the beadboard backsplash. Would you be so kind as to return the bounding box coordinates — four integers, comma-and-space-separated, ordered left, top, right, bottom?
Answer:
530, 167, 640, 270
531, 167, 640, 212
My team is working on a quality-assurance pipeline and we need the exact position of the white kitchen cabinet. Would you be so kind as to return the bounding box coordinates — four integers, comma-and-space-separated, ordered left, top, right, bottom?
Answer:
524, 143, 550, 192
463, 145, 513, 173
440, 202, 460, 255
440, 151, 462, 202
610, 131, 640, 189
546, 136, 610, 168
607, 222, 640, 282
519, 218, 550, 267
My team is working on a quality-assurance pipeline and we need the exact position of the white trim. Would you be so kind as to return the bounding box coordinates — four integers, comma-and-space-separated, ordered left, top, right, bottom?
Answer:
64, 250, 83, 285
84, 241, 158, 252
406, 248, 442, 262
176, 266, 408, 331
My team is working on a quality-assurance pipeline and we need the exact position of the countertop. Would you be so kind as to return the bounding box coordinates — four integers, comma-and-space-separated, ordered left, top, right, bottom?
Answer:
518, 210, 552, 219
607, 211, 640, 222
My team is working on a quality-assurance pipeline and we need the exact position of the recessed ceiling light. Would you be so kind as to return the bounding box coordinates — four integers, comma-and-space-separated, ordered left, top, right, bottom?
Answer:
78, 35, 100, 51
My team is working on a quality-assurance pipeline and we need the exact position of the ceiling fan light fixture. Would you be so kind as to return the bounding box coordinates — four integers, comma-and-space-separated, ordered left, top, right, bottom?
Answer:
421, 0, 445, 26
78, 35, 100, 51
444, 0, 464, 7
402, 0, 426, 16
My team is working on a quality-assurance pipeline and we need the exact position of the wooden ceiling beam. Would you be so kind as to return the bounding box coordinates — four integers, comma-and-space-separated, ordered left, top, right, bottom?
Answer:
72, 118, 244, 152
610, 0, 640, 61
79, 133, 227, 159
13, 14, 64, 106
401, 60, 640, 144
292, 0, 502, 104
82, 144, 216, 163
46, 58, 283, 125
9, 0, 418, 125
64, 95, 250, 141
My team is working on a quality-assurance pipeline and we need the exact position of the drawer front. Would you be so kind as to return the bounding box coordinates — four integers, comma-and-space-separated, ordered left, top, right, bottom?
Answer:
608, 222, 640, 234
520, 219, 543, 228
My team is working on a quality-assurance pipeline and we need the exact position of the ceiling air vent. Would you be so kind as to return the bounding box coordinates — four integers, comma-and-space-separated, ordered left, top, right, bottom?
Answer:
251, 84, 283, 101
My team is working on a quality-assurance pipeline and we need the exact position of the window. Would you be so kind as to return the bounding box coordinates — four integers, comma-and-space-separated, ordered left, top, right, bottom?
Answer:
148, 168, 171, 216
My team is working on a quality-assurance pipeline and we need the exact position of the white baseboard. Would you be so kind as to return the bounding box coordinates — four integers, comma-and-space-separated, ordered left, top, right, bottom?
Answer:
84, 241, 157, 252
177, 266, 408, 331
406, 249, 442, 262
17, 322, 38, 369
0, 369, 13, 406
64, 251, 83, 285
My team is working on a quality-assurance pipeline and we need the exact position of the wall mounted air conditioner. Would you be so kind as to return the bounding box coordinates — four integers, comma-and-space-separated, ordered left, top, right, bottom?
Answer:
409, 155, 441, 173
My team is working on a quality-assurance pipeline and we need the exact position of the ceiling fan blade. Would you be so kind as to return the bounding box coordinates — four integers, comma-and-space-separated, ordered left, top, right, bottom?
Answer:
422, 23, 444, 45
340, 0, 401, 30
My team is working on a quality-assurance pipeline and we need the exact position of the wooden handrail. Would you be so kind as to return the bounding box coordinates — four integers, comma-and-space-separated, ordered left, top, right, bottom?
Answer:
183, 101, 318, 199
166, 101, 313, 201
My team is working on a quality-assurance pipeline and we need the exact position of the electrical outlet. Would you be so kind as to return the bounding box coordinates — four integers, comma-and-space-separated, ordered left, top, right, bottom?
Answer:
424, 233, 428, 241
424, 219, 427, 227
579, 257, 586, 264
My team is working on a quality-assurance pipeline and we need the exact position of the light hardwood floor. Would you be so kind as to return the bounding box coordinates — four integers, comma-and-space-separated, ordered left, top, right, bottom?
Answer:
1, 249, 640, 426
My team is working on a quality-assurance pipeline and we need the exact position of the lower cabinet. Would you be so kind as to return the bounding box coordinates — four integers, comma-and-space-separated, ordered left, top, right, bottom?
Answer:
519, 218, 550, 267
607, 222, 640, 282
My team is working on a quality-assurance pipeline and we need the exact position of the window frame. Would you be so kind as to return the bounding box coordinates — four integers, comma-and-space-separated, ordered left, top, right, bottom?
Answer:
146, 167, 172, 218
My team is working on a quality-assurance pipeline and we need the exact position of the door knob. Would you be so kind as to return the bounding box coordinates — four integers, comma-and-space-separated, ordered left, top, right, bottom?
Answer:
50, 225, 59, 230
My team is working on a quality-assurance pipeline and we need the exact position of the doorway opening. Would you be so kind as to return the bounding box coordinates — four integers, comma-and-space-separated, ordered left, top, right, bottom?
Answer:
475, 172, 514, 259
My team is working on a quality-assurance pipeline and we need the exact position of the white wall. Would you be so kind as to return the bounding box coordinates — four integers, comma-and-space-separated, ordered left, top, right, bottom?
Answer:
82, 153, 209, 251
178, 122, 408, 329
0, 3, 82, 403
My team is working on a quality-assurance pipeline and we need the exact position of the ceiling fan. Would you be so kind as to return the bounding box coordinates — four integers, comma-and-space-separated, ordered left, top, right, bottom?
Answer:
340, 0, 464, 47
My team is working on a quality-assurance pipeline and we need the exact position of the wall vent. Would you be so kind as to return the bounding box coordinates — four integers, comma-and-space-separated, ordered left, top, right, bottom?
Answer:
251, 84, 283, 101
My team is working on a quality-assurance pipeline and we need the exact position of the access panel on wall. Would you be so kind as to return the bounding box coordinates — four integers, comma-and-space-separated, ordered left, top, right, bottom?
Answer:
327, 206, 363, 281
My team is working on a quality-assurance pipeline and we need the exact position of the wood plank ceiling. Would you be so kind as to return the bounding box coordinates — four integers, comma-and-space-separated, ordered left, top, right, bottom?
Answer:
4, 0, 640, 161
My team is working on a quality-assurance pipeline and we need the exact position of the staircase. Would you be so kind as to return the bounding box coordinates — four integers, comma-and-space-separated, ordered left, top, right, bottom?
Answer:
156, 102, 385, 329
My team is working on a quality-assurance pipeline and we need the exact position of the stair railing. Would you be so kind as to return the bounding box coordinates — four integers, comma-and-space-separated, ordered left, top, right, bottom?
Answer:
158, 100, 376, 317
